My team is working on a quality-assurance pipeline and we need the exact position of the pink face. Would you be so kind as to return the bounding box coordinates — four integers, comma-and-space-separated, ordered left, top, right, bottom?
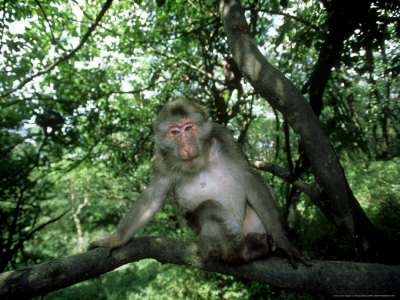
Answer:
167, 119, 199, 163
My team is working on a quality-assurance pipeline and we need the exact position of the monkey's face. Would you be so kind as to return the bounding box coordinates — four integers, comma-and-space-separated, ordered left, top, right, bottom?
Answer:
159, 116, 212, 172
153, 100, 212, 174
167, 119, 200, 163
155, 118, 212, 174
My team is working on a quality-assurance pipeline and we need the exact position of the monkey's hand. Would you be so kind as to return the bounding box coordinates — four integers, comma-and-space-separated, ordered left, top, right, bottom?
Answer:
87, 233, 123, 252
273, 236, 310, 269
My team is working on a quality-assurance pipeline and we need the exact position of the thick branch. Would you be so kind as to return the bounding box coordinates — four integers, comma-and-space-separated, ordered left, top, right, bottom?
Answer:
219, 0, 378, 255
0, 237, 399, 299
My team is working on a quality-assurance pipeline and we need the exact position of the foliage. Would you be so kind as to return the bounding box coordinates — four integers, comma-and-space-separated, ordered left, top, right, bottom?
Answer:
1, 0, 399, 298
345, 157, 400, 238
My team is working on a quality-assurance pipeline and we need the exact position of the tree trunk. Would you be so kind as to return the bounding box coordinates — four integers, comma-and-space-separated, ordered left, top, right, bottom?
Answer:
219, 0, 380, 258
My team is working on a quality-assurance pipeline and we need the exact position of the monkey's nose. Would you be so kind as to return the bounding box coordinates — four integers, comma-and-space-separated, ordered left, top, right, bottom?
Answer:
181, 146, 197, 159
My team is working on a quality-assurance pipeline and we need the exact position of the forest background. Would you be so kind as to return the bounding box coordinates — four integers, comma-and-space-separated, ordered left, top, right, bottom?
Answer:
1, 0, 399, 299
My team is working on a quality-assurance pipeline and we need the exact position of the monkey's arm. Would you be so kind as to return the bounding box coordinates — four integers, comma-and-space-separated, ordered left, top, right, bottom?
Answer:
244, 170, 309, 268
88, 177, 171, 251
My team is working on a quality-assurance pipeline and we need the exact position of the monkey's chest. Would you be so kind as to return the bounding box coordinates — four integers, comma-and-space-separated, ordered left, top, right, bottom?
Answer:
174, 168, 246, 215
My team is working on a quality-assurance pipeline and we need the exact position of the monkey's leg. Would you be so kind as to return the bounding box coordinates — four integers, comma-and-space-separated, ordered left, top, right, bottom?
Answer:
242, 232, 271, 262
241, 204, 271, 262
186, 200, 245, 262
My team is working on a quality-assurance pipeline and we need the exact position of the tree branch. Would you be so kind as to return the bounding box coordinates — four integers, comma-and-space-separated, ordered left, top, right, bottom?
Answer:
34, 0, 58, 45
0, 237, 398, 299
219, 0, 378, 256
24, 209, 70, 242
0, 0, 113, 98
148, 47, 225, 85
249, 8, 319, 30
251, 160, 321, 200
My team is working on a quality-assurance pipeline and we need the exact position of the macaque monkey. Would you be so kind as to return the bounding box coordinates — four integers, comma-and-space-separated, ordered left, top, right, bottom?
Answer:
88, 99, 309, 268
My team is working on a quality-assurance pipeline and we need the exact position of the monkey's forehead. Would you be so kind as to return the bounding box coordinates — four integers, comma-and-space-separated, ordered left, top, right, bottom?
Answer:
156, 113, 206, 131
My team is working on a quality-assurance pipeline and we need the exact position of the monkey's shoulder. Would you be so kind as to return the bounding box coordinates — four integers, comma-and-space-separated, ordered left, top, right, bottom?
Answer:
210, 122, 233, 138
210, 123, 248, 163
210, 123, 237, 146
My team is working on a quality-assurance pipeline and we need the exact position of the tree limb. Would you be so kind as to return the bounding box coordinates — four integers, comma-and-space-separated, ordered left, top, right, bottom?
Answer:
0, 237, 398, 299
219, 0, 379, 257
148, 47, 225, 85
251, 160, 321, 200
34, 0, 58, 45
24, 209, 70, 242
249, 8, 319, 30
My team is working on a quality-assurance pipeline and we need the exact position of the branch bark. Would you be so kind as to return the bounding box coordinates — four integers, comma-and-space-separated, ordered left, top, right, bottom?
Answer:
251, 160, 321, 200
219, 0, 380, 258
0, 237, 399, 299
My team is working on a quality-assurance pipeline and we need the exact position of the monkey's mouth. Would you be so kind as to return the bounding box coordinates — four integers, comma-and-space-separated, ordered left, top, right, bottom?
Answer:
183, 156, 198, 164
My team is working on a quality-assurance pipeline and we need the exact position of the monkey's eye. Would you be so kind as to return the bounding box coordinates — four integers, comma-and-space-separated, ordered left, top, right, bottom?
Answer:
185, 126, 193, 131
170, 130, 180, 135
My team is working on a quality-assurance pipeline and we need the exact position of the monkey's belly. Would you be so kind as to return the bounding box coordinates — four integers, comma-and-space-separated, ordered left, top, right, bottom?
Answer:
175, 168, 246, 221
